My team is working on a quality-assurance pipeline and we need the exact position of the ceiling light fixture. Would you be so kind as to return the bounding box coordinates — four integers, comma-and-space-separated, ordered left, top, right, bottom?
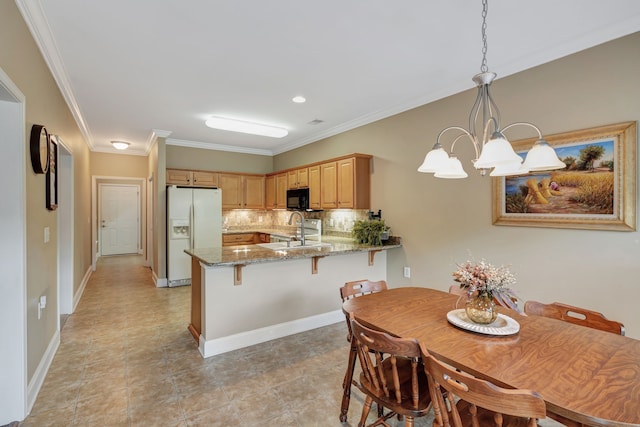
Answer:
111, 141, 130, 150
292, 96, 306, 103
205, 116, 288, 138
418, 0, 564, 179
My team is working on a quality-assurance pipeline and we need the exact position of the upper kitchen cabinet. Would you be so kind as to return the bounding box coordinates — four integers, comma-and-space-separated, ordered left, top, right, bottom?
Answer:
321, 155, 371, 209
276, 173, 287, 209
265, 175, 276, 209
287, 167, 308, 189
265, 173, 287, 210
167, 169, 218, 187
320, 162, 338, 209
218, 173, 265, 209
308, 165, 321, 210
244, 175, 265, 209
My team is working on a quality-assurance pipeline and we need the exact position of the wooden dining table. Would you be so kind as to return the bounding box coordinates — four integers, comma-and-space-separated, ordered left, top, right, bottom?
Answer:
342, 287, 640, 427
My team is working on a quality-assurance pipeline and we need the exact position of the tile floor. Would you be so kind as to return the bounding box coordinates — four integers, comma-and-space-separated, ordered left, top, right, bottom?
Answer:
22, 255, 560, 427
22, 255, 432, 427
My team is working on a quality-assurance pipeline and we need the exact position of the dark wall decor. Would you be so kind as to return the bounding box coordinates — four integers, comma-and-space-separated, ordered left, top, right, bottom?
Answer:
46, 135, 58, 211
30, 124, 49, 174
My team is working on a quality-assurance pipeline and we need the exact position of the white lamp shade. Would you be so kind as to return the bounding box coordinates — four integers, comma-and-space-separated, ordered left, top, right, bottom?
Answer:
489, 161, 530, 177
474, 135, 522, 169
418, 147, 449, 173
522, 140, 566, 171
434, 157, 468, 179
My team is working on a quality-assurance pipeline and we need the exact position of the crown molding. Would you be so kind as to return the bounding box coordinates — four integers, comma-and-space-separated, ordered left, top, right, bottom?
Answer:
15, 0, 94, 150
166, 138, 273, 157
144, 129, 172, 153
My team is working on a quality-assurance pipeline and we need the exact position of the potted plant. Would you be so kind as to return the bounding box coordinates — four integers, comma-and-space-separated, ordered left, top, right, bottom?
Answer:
352, 219, 387, 246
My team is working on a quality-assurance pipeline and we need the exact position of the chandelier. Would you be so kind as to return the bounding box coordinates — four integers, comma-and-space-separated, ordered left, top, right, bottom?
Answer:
418, 0, 565, 179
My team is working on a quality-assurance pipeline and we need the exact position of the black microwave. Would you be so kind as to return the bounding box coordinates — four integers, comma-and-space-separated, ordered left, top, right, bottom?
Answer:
286, 188, 309, 210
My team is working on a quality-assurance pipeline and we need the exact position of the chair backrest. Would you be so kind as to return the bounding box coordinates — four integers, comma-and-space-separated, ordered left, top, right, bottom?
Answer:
350, 316, 425, 410
524, 300, 625, 336
421, 345, 546, 427
340, 279, 388, 302
448, 284, 467, 296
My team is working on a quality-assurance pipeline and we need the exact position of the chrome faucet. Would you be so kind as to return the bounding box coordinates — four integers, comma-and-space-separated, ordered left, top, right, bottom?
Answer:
288, 211, 305, 246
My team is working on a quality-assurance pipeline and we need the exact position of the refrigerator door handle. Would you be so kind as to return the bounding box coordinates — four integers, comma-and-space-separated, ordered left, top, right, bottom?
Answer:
190, 203, 195, 249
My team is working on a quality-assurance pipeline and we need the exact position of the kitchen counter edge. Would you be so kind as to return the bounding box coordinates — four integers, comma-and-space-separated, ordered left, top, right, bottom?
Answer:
185, 237, 402, 267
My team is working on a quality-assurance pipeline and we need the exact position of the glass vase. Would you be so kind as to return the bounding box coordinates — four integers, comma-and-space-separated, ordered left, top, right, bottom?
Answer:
465, 293, 498, 324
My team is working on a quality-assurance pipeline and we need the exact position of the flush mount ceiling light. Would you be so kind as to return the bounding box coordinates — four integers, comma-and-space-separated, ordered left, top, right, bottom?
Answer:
292, 96, 306, 103
205, 116, 288, 138
418, 0, 565, 179
111, 141, 130, 150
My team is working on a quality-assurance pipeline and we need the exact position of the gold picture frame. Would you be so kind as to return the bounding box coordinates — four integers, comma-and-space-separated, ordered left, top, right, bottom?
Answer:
492, 121, 636, 231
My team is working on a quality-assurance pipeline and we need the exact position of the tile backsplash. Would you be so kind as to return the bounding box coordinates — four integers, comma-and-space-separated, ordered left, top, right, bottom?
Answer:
222, 209, 372, 237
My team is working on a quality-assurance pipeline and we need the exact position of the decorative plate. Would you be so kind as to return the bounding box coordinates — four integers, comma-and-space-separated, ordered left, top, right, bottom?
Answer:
446, 309, 520, 336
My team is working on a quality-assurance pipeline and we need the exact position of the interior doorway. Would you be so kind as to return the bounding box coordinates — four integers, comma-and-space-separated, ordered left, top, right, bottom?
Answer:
55, 137, 73, 319
99, 184, 140, 256
0, 67, 27, 423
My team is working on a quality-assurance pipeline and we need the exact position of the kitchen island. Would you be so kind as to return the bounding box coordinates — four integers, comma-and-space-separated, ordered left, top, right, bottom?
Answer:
185, 236, 401, 358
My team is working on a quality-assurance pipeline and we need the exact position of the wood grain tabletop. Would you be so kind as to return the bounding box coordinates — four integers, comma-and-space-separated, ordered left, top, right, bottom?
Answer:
343, 287, 640, 427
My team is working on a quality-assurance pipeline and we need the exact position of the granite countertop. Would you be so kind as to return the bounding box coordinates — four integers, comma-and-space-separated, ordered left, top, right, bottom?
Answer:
222, 227, 297, 236
186, 236, 402, 267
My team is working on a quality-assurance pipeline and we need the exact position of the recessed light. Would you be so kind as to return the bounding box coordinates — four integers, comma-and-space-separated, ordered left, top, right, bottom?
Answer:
111, 141, 130, 150
292, 96, 306, 104
205, 116, 288, 138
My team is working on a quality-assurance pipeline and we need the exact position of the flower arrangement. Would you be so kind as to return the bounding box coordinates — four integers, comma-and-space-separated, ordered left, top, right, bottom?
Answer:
453, 259, 521, 312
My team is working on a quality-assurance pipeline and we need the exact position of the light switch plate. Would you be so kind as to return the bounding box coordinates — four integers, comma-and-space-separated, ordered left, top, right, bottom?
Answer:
44, 227, 50, 243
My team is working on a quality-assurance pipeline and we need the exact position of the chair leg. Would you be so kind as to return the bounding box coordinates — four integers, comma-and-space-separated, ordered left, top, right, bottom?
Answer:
405, 416, 414, 427
359, 396, 374, 427
340, 341, 358, 422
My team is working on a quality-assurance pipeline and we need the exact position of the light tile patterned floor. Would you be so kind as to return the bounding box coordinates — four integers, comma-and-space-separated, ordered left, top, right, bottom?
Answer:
22, 255, 432, 426
22, 255, 561, 427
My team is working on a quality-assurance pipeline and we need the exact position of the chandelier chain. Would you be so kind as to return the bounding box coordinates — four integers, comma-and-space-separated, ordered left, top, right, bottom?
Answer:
480, 0, 489, 73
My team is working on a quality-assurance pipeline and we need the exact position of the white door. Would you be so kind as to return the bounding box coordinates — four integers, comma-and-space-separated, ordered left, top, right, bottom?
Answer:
100, 184, 139, 255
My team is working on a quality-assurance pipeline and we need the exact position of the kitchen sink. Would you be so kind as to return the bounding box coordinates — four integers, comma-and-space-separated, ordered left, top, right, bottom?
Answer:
256, 241, 332, 250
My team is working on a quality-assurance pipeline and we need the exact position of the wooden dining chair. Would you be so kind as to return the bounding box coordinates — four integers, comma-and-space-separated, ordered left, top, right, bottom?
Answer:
339, 280, 388, 422
350, 316, 432, 427
524, 300, 625, 336
421, 344, 547, 427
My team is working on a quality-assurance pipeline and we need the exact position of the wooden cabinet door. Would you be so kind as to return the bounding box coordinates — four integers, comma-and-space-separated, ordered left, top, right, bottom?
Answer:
287, 170, 298, 190
166, 169, 192, 186
308, 165, 321, 209
244, 175, 265, 209
296, 168, 309, 188
337, 158, 355, 208
222, 233, 255, 246
265, 175, 276, 209
276, 173, 288, 209
192, 171, 218, 187
320, 161, 338, 209
287, 168, 309, 189
218, 173, 243, 209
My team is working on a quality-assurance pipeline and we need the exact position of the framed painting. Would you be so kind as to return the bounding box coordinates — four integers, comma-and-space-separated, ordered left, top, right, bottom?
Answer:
46, 135, 58, 211
492, 121, 636, 231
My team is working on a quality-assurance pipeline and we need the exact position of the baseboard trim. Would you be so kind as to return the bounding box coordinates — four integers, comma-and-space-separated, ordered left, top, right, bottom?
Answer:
72, 266, 92, 312
198, 309, 343, 358
153, 271, 168, 288
26, 329, 60, 414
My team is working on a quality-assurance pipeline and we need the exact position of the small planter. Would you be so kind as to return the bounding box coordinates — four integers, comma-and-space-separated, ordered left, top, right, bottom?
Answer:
352, 219, 386, 246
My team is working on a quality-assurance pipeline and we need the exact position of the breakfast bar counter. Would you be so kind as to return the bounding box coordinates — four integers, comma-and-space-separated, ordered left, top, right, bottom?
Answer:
185, 237, 401, 358
187, 236, 401, 267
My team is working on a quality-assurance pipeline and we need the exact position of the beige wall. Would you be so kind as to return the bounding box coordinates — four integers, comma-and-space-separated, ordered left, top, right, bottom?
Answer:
275, 33, 640, 338
0, 0, 93, 389
166, 145, 273, 174
91, 151, 149, 177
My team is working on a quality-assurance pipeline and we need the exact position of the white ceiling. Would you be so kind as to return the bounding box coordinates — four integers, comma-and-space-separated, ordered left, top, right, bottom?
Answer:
18, 0, 640, 156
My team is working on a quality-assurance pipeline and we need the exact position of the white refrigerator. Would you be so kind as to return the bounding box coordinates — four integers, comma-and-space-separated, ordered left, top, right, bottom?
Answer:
167, 186, 222, 287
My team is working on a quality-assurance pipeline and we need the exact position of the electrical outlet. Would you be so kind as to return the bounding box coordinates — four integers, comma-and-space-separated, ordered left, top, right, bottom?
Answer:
403, 266, 411, 278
